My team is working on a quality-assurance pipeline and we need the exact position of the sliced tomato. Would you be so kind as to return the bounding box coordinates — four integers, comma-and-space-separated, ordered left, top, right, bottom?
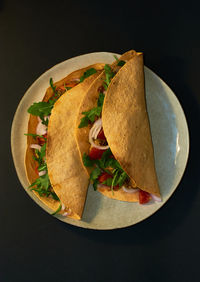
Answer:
98, 85, 105, 93
89, 147, 106, 160
98, 173, 120, 190
139, 190, 151, 204
98, 172, 112, 183
113, 185, 120, 191
37, 134, 47, 146
97, 129, 106, 140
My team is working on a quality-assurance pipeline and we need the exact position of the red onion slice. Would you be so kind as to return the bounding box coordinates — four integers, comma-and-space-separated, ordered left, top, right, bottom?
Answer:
62, 208, 71, 217
150, 194, 162, 202
89, 118, 109, 150
122, 186, 139, 193
36, 116, 49, 135
36, 121, 47, 135
37, 116, 50, 122
38, 170, 46, 176
71, 78, 80, 82
30, 144, 42, 151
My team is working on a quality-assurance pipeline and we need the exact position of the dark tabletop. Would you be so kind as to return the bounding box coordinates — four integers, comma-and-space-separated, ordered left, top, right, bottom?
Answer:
1, 0, 200, 281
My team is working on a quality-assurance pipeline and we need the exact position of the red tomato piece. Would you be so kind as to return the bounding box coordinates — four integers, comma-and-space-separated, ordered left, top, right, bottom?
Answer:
37, 134, 47, 146
89, 147, 106, 160
98, 173, 120, 190
98, 85, 105, 93
139, 190, 151, 204
97, 129, 106, 140
98, 172, 112, 183
113, 185, 120, 191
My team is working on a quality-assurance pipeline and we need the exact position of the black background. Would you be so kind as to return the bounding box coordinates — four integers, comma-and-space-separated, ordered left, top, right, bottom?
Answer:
1, 0, 200, 281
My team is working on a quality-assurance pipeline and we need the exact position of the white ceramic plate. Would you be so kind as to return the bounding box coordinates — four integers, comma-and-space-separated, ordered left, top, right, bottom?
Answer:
11, 52, 189, 230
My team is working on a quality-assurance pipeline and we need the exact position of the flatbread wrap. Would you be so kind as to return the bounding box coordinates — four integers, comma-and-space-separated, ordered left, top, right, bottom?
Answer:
25, 63, 104, 219
76, 51, 161, 204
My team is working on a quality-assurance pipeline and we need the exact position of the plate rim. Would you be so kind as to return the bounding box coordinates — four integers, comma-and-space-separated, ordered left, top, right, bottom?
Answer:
11, 51, 190, 230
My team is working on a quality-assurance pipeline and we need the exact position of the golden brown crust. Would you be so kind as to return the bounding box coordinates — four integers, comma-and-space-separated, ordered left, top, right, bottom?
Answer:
102, 54, 160, 197
25, 63, 104, 218
75, 50, 160, 202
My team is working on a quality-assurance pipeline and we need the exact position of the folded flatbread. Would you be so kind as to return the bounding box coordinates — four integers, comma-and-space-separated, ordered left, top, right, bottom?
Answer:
25, 63, 104, 219
76, 51, 160, 202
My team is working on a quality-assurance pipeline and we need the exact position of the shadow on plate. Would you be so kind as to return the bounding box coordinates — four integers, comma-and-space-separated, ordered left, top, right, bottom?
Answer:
57, 56, 199, 245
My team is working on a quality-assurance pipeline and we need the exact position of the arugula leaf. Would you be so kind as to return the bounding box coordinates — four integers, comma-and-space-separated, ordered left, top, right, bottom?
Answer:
113, 55, 126, 67
97, 92, 105, 107
98, 149, 121, 171
50, 77, 57, 93
103, 64, 115, 89
33, 143, 46, 166
39, 173, 50, 190
51, 201, 62, 215
38, 163, 47, 172
117, 60, 125, 67
78, 107, 102, 128
28, 170, 59, 202
102, 177, 113, 186
111, 169, 120, 191
82, 153, 95, 167
40, 115, 49, 126
51, 192, 59, 201
79, 68, 97, 83
29, 173, 49, 191
117, 171, 128, 187
83, 147, 128, 190
99, 148, 112, 167
78, 92, 105, 128
90, 167, 101, 181
24, 133, 47, 141
113, 55, 119, 62
84, 107, 102, 122
105, 158, 121, 169
93, 179, 99, 191
78, 116, 90, 128
90, 167, 102, 191
28, 101, 53, 117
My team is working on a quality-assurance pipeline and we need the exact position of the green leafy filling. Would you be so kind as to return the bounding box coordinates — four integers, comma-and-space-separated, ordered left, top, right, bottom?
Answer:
27, 78, 61, 125
78, 61, 127, 128
103, 64, 115, 89
51, 201, 62, 215
113, 55, 126, 67
83, 149, 128, 191
24, 133, 47, 141
28, 101, 53, 118
50, 77, 57, 93
29, 174, 59, 201
79, 68, 97, 82
78, 92, 105, 128
26, 77, 79, 214
29, 143, 59, 206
